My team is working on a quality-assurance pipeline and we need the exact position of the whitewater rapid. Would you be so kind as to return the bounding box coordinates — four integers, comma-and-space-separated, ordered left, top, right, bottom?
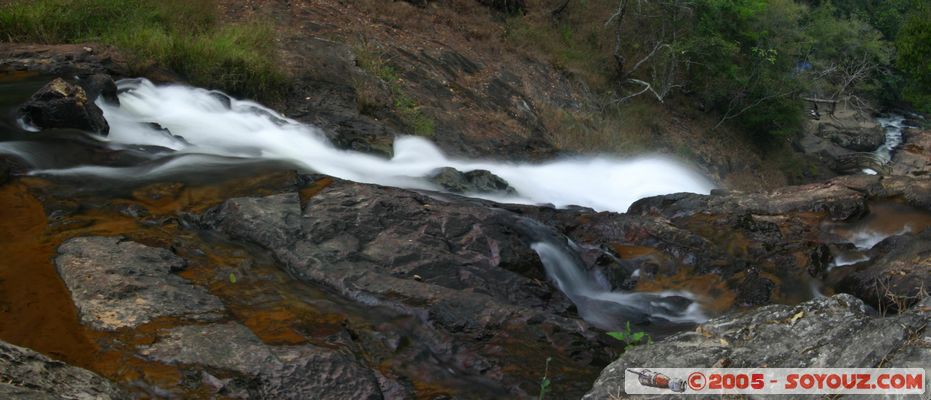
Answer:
26, 79, 713, 213
533, 242, 706, 328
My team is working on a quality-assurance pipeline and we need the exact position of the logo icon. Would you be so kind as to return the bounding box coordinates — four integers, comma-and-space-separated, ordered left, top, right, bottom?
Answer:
628, 369, 687, 393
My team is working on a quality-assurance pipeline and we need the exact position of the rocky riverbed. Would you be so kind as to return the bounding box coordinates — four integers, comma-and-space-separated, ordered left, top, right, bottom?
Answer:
1, 47, 930, 400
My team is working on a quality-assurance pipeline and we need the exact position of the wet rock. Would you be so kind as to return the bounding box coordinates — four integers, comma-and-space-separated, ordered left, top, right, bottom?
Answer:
17, 78, 109, 134
429, 167, 516, 194
584, 294, 930, 399
208, 90, 232, 109
55, 236, 225, 330
78, 73, 119, 105
206, 183, 557, 311
143, 122, 184, 143
832, 230, 931, 311
138, 322, 383, 400
203, 180, 609, 397
0, 339, 126, 399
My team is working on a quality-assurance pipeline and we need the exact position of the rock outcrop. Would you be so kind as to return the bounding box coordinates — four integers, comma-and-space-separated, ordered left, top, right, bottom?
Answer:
833, 230, 931, 311
0, 339, 126, 399
584, 294, 931, 399
55, 236, 225, 330
139, 322, 384, 399
797, 107, 887, 173
17, 78, 109, 134
201, 180, 611, 397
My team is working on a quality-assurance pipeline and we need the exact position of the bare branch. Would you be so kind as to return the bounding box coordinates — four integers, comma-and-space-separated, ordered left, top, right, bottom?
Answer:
624, 42, 670, 79
713, 90, 795, 129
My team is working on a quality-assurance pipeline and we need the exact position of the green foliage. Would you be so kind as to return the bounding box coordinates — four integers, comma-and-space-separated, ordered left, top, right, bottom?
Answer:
229, 272, 237, 284
538, 356, 552, 400
681, 0, 808, 139
511, 0, 924, 145
0, 0, 285, 100
607, 321, 653, 351
896, 2, 931, 112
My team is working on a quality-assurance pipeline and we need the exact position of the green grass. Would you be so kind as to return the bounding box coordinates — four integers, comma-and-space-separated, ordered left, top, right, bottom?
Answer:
503, 1, 615, 89
0, 0, 285, 100
354, 43, 435, 137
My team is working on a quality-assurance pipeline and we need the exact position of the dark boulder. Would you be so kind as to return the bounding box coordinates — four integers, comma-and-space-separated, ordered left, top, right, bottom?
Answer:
208, 90, 232, 109
429, 167, 516, 194
17, 78, 109, 134
78, 73, 119, 105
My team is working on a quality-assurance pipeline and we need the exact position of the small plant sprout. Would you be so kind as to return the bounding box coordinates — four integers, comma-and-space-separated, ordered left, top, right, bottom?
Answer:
539, 356, 552, 400
607, 321, 652, 351
229, 272, 237, 284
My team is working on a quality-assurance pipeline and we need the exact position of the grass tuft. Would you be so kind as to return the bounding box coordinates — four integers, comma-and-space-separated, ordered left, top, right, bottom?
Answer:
0, 0, 285, 100
353, 43, 435, 137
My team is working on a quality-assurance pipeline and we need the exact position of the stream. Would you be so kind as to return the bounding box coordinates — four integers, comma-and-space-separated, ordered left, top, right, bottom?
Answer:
7, 78, 714, 213
5, 75, 926, 398
0, 75, 720, 398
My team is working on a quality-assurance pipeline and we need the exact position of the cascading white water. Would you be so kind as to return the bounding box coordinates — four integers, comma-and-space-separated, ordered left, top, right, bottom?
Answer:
874, 115, 906, 164
31, 79, 714, 213
862, 114, 907, 175
532, 242, 706, 329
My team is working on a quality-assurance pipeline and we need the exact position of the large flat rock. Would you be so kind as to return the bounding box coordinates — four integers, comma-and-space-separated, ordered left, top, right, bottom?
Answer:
584, 294, 930, 399
55, 236, 225, 330
0, 339, 126, 399
138, 322, 383, 400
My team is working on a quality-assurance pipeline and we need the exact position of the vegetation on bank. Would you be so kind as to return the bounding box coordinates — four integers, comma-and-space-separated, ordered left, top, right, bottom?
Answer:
508, 0, 931, 143
0, 0, 285, 100
354, 43, 436, 137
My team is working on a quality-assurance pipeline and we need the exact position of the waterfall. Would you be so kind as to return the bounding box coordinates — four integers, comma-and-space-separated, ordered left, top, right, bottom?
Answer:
30, 78, 714, 213
532, 241, 706, 330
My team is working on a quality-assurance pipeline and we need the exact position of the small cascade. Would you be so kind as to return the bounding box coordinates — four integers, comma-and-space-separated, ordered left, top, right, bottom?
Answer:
532, 241, 706, 331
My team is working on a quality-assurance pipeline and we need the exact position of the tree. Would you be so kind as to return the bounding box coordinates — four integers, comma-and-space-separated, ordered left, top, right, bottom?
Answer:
896, 2, 931, 112
605, 0, 695, 104
801, 3, 893, 113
